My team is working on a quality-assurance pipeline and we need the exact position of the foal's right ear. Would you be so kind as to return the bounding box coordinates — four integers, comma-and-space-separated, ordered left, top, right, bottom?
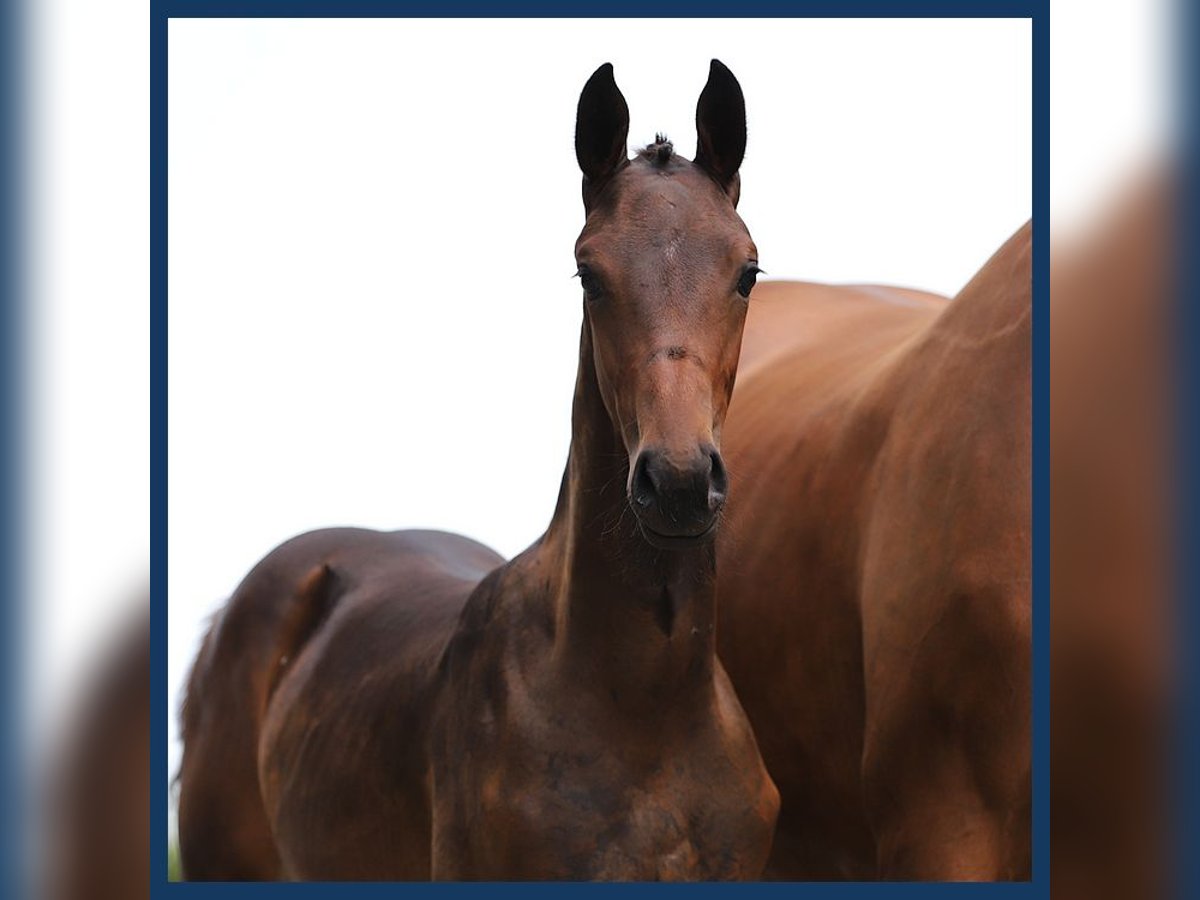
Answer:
575, 63, 630, 192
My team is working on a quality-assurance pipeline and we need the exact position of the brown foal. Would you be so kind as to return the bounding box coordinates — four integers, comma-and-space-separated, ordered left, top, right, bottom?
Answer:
178, 60, 778, 881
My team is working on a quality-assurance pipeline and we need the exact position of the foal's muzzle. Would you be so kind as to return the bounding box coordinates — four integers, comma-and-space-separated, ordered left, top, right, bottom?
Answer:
629, 445, 728, 548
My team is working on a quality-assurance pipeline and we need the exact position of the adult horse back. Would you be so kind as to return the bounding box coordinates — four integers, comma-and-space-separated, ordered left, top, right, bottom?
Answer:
717, 224, 1032, 880
177, 61, 779, 881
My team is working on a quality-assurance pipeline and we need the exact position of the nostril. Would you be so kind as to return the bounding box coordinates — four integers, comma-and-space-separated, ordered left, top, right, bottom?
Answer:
632, 453, 656, 508
709, 451, 729, 501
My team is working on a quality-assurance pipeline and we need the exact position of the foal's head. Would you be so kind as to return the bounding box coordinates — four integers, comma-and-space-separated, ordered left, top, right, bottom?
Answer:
573, 61, 759, 550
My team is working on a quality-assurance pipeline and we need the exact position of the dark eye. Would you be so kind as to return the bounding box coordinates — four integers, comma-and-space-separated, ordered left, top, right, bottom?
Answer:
737, 265, 762, 299
575, 265, 602, 300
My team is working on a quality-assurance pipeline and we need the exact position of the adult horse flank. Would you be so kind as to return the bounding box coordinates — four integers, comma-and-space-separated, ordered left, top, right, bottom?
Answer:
717, 226, 1032, 880
178, 60, 779, 881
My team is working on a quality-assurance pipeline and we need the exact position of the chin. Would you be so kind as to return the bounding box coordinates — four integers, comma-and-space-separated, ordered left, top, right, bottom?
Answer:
636, 519, 718, 551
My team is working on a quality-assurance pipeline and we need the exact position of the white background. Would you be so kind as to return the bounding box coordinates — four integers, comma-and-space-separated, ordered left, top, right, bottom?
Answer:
24, 1, 1174, 822
166, 18, 1030, 779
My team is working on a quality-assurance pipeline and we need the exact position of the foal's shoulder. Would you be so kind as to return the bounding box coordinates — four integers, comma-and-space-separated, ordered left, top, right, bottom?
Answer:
450, 542, 557, 645
437, 539, 559, 692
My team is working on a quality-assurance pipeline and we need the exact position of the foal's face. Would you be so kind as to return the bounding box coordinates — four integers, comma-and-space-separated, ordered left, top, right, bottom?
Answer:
574, 62, 758, 549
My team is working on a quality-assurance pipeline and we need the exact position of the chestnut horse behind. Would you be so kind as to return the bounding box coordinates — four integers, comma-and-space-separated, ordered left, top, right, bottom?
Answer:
177, 61, 778, 881
717, 225, 1032, 879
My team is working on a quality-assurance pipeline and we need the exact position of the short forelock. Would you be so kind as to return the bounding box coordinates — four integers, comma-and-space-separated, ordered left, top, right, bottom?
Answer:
636, 133, 675, 167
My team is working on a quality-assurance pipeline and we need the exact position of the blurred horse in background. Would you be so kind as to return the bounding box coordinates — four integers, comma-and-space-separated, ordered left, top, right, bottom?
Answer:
46, 607, 149, 900
1049, 174, 1172, 900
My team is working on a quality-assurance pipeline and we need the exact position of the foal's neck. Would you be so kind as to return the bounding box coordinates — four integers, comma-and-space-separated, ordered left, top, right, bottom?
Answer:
543, 321, 717, 705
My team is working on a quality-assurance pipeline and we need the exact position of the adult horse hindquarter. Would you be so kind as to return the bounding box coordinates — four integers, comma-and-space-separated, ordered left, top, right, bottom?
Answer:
717, 225, 1031, 880
178, 60, 779, 881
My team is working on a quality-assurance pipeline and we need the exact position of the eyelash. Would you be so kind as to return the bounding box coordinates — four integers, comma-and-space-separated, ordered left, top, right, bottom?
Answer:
737, 265, 763, 299
575, 266, 602, 299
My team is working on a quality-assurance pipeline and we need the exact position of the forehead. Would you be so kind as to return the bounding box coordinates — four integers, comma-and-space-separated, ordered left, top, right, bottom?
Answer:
576, 159, 751, 258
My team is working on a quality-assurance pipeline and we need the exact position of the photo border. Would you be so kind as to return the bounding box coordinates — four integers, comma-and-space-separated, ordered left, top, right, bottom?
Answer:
1178, 0, 1199, 896
2, 0, 24, 893
150, 1, 1049, 895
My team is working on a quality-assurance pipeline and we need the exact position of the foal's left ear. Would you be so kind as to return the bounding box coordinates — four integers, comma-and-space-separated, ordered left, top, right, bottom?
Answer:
694, 59, 747, 204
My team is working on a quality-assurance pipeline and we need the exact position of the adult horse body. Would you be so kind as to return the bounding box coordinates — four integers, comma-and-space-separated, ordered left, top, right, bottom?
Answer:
717, 225, 1032, 880
178, 61, 778, 881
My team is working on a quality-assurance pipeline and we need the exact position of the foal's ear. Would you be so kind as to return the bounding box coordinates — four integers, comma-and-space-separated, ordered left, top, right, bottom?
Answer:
694, 59, 747, 203
575, 63, 630, 189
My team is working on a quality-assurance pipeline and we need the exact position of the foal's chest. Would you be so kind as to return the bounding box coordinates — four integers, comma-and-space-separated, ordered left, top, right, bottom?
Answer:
434, 700, 776, 880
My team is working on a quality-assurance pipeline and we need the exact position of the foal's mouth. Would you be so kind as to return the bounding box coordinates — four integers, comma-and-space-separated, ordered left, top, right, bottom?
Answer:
636, 517, 719, 550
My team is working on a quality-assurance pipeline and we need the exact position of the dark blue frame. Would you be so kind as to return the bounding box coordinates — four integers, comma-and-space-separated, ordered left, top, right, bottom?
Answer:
150, 2, 1048, 895
1179, 2, 1200, 899
1, 0, 23, 895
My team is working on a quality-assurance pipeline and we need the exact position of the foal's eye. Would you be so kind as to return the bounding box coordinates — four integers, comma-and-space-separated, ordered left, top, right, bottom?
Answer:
737, 265, 762, 299
575, 265, 602, 300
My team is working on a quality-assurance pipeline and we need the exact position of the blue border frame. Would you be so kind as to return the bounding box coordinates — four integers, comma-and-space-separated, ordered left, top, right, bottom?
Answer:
151, 3, 1048, 895
2, 0, 24, 895
1178, 1, 1199, 897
